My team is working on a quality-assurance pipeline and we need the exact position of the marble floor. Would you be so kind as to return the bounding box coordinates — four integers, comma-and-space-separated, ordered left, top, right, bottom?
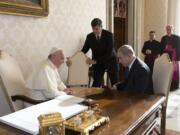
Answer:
166, 89, 180, 132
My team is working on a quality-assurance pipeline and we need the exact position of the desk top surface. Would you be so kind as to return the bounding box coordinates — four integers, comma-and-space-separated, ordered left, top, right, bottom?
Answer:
0, 90, 165, 135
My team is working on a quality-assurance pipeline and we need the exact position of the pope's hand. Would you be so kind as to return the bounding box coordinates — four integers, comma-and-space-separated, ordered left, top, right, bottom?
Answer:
66, 57, 72, 66
64, 88, 73, 95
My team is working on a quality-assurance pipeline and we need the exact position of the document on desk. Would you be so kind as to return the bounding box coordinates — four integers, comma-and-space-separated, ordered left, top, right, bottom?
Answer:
0, 95, 88, 135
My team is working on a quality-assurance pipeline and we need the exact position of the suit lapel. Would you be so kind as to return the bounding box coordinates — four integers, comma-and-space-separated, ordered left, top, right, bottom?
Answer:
126, 58, 138, 80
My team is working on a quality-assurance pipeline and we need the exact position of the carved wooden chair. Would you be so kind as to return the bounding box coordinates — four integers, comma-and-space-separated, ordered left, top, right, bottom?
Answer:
0, 50, 47, 112
67, 52, 104, 97
152, 53, 174, 135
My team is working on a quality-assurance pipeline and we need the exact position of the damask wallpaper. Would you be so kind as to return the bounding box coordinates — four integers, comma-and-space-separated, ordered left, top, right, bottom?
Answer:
0, 0, 107, 82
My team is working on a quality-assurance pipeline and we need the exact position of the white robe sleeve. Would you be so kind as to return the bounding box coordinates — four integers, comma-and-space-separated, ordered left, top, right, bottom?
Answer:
42, 66, 67, 99
26, 60, 67, 100
58, 80, 67, 91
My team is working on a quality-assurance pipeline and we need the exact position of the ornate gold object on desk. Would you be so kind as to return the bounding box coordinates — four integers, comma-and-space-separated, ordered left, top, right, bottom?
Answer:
38, 112, 65, 135
65, 109, 110, 135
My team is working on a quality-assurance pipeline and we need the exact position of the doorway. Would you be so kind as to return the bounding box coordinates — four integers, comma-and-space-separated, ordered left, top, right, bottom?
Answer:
114, 0, 128, 80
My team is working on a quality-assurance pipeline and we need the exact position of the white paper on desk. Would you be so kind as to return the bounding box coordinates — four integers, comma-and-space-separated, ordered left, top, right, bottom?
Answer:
0, 95, 88, 135
55, 94, 85, 105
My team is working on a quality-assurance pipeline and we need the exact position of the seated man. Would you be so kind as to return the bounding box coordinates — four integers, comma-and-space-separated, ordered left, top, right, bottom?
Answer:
26, 47, 72, 100
113, 45, 152, 94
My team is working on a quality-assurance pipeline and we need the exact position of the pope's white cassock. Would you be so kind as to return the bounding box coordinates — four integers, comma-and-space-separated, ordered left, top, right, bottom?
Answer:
26, 59, 67, 100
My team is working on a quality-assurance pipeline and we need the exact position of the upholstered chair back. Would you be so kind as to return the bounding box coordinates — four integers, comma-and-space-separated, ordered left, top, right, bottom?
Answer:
0, 50, 29, 111
67, 52, 89, 86
153, 53, 173, 97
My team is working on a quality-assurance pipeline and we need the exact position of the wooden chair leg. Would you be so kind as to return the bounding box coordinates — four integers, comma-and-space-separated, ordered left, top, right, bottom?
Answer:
153, 127, 161, 135
88, 76, 91, 88
161, 104, 166, 135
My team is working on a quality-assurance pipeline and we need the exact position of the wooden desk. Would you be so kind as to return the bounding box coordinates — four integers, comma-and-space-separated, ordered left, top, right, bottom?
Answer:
0, 90, 165, 135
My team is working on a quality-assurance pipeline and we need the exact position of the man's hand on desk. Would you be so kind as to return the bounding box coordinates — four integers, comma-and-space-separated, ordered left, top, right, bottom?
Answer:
86, 58, 96, 65
64, 88, 73, 95
111, 82, 121, 90
111, 85, 117, 90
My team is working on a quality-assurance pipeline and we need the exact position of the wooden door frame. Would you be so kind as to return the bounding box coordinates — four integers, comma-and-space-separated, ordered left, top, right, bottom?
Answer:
106, 0, 114, 32
107, 0, 136, 47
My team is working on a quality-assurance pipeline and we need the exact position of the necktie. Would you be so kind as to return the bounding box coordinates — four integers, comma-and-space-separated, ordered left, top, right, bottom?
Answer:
97, 35, 100, 40
125, 67, 129, 79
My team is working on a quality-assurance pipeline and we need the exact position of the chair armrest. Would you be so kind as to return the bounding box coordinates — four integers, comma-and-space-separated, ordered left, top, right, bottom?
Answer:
11, 95, 49, 105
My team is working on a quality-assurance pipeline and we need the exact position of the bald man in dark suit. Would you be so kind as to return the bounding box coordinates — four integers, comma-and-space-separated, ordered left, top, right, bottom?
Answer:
114, 45, 152, 94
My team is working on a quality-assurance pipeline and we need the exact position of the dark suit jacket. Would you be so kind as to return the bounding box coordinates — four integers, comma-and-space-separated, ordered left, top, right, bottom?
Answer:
141, 40, 161, 72
142, 40, 161, 56
81, 29, 117, 69
116, 58, 152, 94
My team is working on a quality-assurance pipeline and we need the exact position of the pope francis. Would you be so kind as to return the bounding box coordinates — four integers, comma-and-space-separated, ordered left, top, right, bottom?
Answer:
26, 47, 72, 100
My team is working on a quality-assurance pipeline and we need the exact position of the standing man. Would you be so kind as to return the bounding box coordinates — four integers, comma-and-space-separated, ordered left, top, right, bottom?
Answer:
113, 45, 152, 94
142, 31, 161, 73
161, 25, 180, 90
81, 18, 119, 87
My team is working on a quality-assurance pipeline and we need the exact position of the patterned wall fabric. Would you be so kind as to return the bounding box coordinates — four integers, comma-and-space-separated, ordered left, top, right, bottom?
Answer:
0, 0, 107, 82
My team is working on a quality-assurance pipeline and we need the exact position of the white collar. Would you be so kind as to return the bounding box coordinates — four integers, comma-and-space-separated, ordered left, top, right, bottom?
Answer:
95, 32, 102, 38
128, 57, 136, 70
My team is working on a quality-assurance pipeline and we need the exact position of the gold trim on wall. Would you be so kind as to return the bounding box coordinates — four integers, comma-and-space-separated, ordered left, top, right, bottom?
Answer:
0, 0, 49, 17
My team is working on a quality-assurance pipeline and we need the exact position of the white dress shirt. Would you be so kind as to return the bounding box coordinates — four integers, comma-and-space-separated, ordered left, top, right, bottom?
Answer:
95, 32, 102, 40
26, 59, 67, 100
128, 57, 136, 71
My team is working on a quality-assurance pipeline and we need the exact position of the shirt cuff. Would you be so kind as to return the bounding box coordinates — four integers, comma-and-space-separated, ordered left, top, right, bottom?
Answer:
58, 82, 67, 91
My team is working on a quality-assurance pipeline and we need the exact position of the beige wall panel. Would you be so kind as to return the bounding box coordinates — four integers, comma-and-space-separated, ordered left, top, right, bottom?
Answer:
133, 0, 145, 57
144, 0, 168, 41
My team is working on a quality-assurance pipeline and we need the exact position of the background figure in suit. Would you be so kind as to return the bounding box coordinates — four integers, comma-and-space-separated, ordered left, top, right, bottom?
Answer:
161, 25, 180, 90
114, 45, 152, 94
81, 18, 119, 87
142, 31, 161, 73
